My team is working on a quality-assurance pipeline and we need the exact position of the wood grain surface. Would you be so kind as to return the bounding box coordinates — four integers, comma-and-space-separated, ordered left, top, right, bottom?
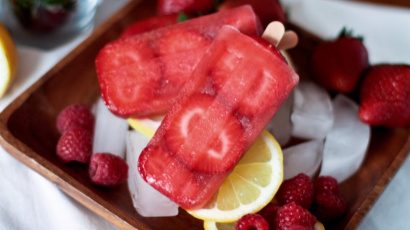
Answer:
0, 0, 408, 229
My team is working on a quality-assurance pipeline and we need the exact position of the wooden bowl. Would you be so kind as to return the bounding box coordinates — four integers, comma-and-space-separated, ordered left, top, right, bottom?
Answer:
0, 1, 408, 229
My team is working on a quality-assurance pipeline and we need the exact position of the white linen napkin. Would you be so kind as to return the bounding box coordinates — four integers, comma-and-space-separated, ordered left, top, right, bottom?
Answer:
282, 0, 410, 64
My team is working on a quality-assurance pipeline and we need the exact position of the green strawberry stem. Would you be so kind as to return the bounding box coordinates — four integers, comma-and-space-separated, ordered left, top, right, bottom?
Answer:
338, 27, 363, 41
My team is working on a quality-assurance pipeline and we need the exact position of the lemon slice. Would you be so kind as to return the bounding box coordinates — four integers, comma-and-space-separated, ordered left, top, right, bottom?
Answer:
204, 220, 325, 230
128, 117, 162, 138
0, 23, 16, 98
188, 131, 283, 223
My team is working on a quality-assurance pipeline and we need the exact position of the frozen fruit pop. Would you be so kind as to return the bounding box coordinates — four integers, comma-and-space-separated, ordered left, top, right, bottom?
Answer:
138, 26, 299, 209
96, 6, 261, 118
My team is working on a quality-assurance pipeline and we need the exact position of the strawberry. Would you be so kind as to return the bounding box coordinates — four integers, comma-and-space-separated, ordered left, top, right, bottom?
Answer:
314, 176, 339, 195
359, 64, 410, 127
165, 94, 244, 173
314, 193, 347, 222
311, 28, 369, 93
274, 202, 317, 230
56, 104, 94, 134
276, 173, 314, 209
89, 153, 128, 186
236, 214, 269, 230
56, 128, 92, 163
157, 0, 214, 15
121, 14, 180, 37
219, 0, 286, 27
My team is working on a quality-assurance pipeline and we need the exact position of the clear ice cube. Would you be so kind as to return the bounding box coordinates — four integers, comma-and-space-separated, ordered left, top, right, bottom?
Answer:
320, 95, 371, 182
126, 131, 179, 217
291, 81, 334, 140
92, 98, 128, 158
284, 140, 323, 179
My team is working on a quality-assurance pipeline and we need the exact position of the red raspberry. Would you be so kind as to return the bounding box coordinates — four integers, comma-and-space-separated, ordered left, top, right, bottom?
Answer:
314, 176, 339, 195
315, 193, 347, 222
274, 202, 316, 230
277, 173, 314, 209
56, 104, 94, 134
258, 202, 280, 229
89, 153, 128, 186
56, 128, 92, 163
235, 214, 269, 230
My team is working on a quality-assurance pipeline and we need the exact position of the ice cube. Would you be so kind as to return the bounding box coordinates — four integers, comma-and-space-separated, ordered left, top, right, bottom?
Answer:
92, 98, 128, 158
291, 81, 334, 140
320, 95, 371, 182
267, 92, 294, 146
283, 140, 323, 179
126, 131, 179, 217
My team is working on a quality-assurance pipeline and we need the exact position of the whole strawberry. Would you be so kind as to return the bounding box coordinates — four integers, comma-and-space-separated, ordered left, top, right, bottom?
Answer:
274, 202, 317, 230
276, 173, 314, 209
56, 128, 92, 163
236, 214, 269, 230
311, 28, 369, 93
56, 104, 94, 134
89, 153, 128, 186
359, 64, 410, 127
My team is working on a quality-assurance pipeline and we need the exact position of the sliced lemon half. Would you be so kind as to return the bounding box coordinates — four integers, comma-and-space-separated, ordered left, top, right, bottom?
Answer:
0, 23, 16, 98
188, 131, 283, 223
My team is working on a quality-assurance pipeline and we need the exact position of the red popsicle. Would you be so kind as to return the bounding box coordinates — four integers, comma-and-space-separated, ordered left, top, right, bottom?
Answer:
138, 26, 299, 209
96, 6, 261, 118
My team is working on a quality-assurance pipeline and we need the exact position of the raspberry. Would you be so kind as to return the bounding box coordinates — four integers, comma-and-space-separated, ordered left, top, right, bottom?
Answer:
56, 128, 92, 163
235, 214, 269, 230
314, 176, 339, 195
56, 104, 94, 134
89, 153, 128, 186
258, 202, 280, 229
275, 202, 316, 230
277, 173, 314, 209
315, 193, 347, 222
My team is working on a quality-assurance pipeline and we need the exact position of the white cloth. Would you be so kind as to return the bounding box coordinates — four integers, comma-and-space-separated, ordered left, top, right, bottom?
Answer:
0, 0, 409, 229
281, 0, 410, 229
0, 1, 128, 229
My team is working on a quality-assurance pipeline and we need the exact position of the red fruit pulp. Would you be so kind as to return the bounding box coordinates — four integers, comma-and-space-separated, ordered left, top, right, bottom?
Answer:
96, 6, 261, 118
138, 26, 298, 209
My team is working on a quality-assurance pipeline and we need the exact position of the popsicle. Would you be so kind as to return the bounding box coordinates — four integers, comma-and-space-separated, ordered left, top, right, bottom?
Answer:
138, 25, 299, 209
96, 6, 261, 118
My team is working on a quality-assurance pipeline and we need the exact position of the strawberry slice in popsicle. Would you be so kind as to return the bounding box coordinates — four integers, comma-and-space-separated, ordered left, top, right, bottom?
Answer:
138, 26, 299, 209
96, 6, 261, 118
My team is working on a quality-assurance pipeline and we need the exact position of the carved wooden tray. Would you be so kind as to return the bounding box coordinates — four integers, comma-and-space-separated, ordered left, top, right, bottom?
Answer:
0, 1, 408, 229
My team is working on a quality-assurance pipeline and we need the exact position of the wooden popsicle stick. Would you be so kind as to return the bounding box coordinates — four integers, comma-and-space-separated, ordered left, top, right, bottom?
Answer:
262, 21, 285, 47
277, 31, 298, 50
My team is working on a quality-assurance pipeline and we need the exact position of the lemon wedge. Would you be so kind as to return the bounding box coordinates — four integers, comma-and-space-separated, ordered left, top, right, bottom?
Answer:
188, 131, 283, 223
0, 23, 16, 98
